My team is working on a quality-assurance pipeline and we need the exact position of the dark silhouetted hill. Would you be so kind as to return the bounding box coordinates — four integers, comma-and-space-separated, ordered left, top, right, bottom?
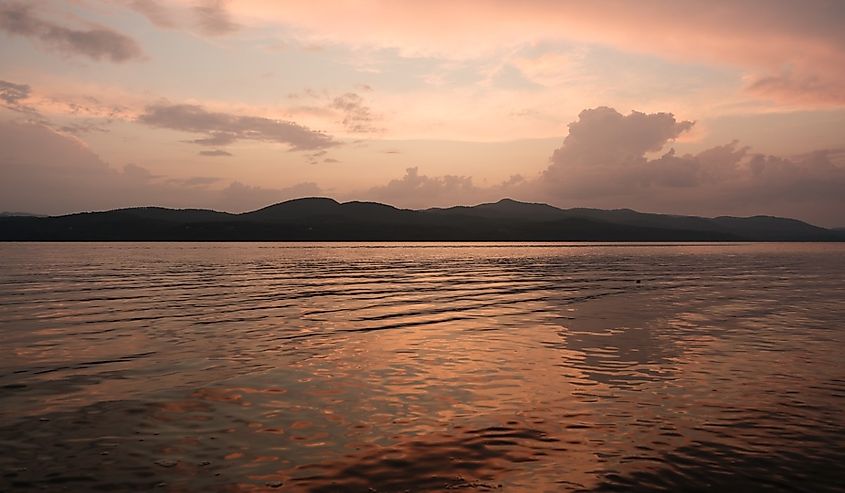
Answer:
0, 198, 841, 241
0, 211, 47, 217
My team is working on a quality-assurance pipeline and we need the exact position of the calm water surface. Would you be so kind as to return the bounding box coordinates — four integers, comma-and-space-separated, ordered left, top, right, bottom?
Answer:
0, 242, 843, 492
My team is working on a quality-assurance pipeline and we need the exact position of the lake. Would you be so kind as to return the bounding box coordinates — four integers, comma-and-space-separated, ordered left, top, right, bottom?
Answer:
1, 242, 843, 492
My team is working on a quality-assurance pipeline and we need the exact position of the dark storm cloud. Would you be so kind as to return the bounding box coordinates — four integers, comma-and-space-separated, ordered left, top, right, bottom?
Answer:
137, 103, 337, 151
0, 2, 145, 62
192, 0, 238, 36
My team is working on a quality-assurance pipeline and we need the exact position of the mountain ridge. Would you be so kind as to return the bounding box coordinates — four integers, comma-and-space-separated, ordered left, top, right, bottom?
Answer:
1, 197, 841, 242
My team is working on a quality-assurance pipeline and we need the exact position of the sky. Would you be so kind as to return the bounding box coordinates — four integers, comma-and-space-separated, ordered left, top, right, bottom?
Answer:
0, 0, 843, 226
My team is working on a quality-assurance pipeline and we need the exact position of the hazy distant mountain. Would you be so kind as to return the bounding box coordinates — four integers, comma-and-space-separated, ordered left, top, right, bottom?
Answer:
429, 199, 836, 241
0, 198, 842, 241
0, 211, 46, 217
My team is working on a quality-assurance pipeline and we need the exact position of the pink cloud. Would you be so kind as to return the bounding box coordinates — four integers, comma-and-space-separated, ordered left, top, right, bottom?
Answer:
3, 104, 843, 226
355, 106, 844, 226
225, 0, 845, 106
537, 107, 845, 225
0, 2, 145, 62
747, 69, 845, 106
0, 120, 323, 214
548, 107, 694, 168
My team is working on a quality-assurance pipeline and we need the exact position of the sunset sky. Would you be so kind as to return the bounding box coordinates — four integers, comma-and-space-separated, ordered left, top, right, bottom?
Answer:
1, 0, 843, 226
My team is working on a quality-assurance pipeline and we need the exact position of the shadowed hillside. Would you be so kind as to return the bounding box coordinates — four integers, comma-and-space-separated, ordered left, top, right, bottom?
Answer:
1, 198, 842, 241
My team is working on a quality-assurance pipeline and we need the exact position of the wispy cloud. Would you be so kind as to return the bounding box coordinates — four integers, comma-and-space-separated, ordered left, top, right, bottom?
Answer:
0, 120, 324, 214
747, 69, 845, 106
198, 149, 233, 157
0, 79, 34, 113
137, 103, 337, 150
330, 92, 381, 133
0, 2, 145, 62
127, 0, 176, 28
192, 0, 239, 36
229, 0, 845, 106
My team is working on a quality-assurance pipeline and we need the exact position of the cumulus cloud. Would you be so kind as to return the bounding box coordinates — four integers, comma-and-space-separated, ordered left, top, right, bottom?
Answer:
363, 167, 515, 209
137, 103, 337, 151
0, 2, 145, 62
535, 107, 845, 225
330, 92, 381, 133
0, 120, 322, 214
4, 104, 843, 226
192, 0, 238, 36
548, 107, 694, 169
351, 106, 843, 226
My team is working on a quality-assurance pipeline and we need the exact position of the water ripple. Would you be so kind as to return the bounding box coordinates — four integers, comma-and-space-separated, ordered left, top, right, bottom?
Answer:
1, 242, 844, 492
